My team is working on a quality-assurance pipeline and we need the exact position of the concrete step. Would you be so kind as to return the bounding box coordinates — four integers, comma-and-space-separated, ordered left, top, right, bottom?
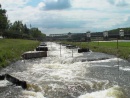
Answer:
0, 74, 27, 89
78, 48, 89, 53
22, 51, 47, 59
36, 46, 48, 51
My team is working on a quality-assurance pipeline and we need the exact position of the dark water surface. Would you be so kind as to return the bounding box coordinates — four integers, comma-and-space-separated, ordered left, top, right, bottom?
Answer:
0, 42, 130, 98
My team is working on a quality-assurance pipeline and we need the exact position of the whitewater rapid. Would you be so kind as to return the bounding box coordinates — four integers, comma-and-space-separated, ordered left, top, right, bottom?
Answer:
0, 42, 130, 98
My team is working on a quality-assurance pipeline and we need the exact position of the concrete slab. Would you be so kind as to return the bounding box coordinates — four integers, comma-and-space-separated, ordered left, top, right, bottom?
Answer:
22, 51, 47, 59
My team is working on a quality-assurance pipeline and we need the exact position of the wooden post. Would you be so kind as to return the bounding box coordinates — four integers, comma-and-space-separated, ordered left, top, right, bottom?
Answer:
72, 49, 73, 57
117, 37, 118, 49
98, 36, 99, 46
60, 43, 61, 57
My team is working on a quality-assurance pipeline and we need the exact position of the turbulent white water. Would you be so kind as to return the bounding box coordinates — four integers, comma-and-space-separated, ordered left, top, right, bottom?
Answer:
0, 42, 130, 98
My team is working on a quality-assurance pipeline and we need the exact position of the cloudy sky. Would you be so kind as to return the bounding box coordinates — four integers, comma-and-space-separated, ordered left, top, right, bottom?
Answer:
1, 0, 130, 35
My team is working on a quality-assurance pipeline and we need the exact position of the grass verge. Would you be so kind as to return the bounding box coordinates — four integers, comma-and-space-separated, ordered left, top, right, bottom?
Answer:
61, 41, 130, 60
0, 39, 40, 68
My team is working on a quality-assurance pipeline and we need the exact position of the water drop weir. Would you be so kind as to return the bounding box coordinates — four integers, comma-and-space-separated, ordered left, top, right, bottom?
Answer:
0, 74, 27, 89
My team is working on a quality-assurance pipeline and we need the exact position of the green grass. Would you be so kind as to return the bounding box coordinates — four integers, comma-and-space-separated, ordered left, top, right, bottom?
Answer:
0, 39, 40, 67
90, 42, 130, 59
61, 41, 130, 60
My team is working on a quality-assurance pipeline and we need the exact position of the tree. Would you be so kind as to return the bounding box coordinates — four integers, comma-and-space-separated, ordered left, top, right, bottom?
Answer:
0, 4, 46, 39
30, 28, 46, 40
23, 24, 29, 35
0, 4, 8, 36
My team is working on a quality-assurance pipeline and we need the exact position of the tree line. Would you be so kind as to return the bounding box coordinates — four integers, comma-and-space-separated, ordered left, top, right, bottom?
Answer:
0, 4, 46, 40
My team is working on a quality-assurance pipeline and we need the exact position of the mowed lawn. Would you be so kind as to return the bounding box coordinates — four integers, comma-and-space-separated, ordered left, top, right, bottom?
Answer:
62, 41, 130, 60
89, 42, 130, 59
0, 39, 40, 67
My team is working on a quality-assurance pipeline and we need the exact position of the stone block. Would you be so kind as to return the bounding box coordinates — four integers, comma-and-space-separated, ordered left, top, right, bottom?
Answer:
36, 46, 48, 51
22, 51, 47, 59
78, 48, 89, 53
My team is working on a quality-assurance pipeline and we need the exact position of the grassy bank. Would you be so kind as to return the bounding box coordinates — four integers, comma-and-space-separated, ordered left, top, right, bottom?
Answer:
0, 39, 40, 67
61, 41, 130, 60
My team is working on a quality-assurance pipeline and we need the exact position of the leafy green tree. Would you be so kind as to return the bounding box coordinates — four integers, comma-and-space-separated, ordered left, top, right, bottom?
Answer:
0, 4, 46, 39
0, 4, 8, 36
23, 24, 29, 35
30, 28, 46, 40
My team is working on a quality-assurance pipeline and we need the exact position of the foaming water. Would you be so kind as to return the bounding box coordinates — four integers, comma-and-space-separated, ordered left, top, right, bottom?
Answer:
0, 42, 130, 98
22, 91, 45, 98
78, 86, 126, 98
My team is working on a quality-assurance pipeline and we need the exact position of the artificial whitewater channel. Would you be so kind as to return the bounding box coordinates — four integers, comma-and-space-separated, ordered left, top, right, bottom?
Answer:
0, 42, 130, 98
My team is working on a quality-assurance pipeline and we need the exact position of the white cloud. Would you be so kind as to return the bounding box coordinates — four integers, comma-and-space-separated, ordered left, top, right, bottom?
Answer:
72, 0, 111, 10
107, 0, 130, 6
0, 0, 29, 10
38, 2, 45, 9
1, 0, 130, 35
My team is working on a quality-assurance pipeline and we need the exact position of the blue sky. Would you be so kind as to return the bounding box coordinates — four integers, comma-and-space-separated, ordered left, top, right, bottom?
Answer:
1, 0, 130, 35
27, 0, 43, 7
